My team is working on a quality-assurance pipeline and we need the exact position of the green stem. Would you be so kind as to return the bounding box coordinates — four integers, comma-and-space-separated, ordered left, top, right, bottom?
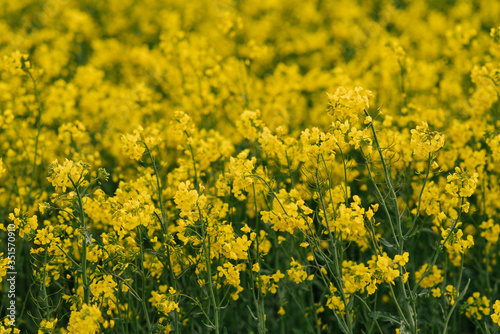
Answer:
315, 166, 352, 334
199, 206, 219, 334
362, 150, 400, 249
308, 284, 320, 334
141, 143, 180, 331
335, 144, 350, 206
398, 58, 408, 110
26, 70, 43, 212
137, 227, 152, 332
187, 139, 199, 191
73, 179, 90, 304
141, 142, 169, 233
282, 283, 316, 333
442, 279, 470, 334
41, 248, 50, 320
405, 153, 432, 239
253, 183, 266, 334
285, 150, 294, 188
364, 112, 414, 331
412, 199, 464, 295
364, 109, 402, 244
353, 294, 383, 334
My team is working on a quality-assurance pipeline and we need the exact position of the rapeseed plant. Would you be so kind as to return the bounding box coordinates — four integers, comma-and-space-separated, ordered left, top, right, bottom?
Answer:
1, 0, 500, 333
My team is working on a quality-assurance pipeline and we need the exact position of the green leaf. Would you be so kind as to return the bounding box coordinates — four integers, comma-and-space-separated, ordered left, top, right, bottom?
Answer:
368, 311, 402, 325
332, 310, 349, 334
399, 322, 411, 334
418, 288, 430, 298
379, 238, 394, 248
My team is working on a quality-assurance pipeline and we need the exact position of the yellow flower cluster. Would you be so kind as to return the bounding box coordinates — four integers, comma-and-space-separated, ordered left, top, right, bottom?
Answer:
326, 87, 373, 123
47, 159, 89, 193
0, 254, 9, 283
174, 181, 204, 223
257, 270, 284, 295
67, 304, 103, 334
217, 262, 245, 300
287, 257, 313, 284
445, 167, 479, 199
486, 133, 500, 162
325, 195, 372, 251
480, 219, 500, 252
7, 209, 38, 238
261, 189, 313, 234
226, 150, 257, 201
341, 260, 376, 295
39, 318, 58, 333
445, 285, 459, 306
1, 51, 30, 75
368, 252, 409, 286
326, 283, 345, 314
150, 287, 180, 315
2, 0, 500, 332
0, 159, 6, 178
120, 127, 145, 161
90, 275, 117, 307
410, 122, 445, 158
492, 301, 500, 326
324, 251, 409, 315
465, 292, 490, 320
441, 228, 474, 266
236, 110, 263, 141
414, 264, 444, 290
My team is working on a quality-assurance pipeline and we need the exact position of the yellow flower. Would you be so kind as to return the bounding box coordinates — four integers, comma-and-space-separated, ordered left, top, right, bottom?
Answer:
0, 158, 6, 178
39, 318, 58, 333
326, 86, 374, 123
0, 254, 10, 283
34, 227, 54, 245
432, 288, 442, 298
326, 283, 345, 314
480, 219, 500, 251
241, 224, 252, 233
67, 304, 103, 334
150, 290, 180, 315
174, 181, 202, 222
445, 285, 458, 306
410, 122, 445, 158
90, 275, 117, 303
1, 51, 31, 75
492, 300, 500, 326
287, 258, 309, 284
465, 292, 490, 320
120, 127, 145, 160
47, 159, 89, 193
236, 110, 263, 140
445, 167, 479, 198
272, 270, 285, 282
441, 228, 474, 266
415, 264, 444, 289
227, 150, 256, 201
